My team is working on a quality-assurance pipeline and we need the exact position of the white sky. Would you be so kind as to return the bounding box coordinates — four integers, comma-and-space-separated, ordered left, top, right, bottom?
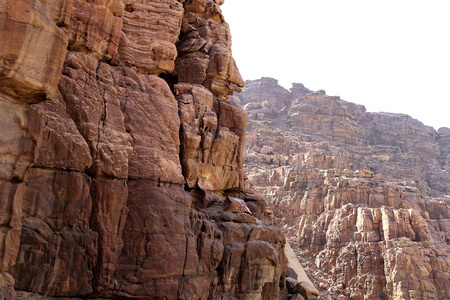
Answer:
221, 0, 450, 130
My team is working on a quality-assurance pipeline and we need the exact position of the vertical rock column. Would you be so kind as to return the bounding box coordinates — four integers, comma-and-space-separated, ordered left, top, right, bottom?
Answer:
175, 0, 244, 100
176, 83, 245, 192
173, 2, 286, 299
0, 0, 70, 298
107, 1, 194, 298
7, 0, 129, 296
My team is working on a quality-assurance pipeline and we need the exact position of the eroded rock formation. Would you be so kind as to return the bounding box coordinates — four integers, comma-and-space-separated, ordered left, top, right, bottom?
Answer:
0, 2, 284, 299
239, 78, 450, 300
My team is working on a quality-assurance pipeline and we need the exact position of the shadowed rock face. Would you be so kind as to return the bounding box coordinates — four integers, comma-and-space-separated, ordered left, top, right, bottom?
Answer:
238, 78, 450, 300
0, 2, 282, 299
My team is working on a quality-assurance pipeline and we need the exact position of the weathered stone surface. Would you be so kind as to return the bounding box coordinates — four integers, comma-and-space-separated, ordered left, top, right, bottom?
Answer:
210, 218, 286, 299
242, 77, 292, 111
89, 179, 128, 293
118, 0, 184, 74
0, 0, 69, 101
11, 168, 97, 296
0, 3, 286, 300
0, 96, 34, 181
57, 51, 184, 183
223, 196, 252, 215
240, 78, 450, 300
113, 182, 286, 300
0, 2, 71, 295
176, 83, 244, 191
119, 72, 184, 183
0, 181, 24, 300
115, 182, 193, 298
68, 0, 123, 60
27, 91, 93, 171
58, 51, 133, 179
175, 0, 244, 99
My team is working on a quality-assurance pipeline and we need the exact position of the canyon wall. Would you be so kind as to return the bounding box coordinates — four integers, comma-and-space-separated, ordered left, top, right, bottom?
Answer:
237, 78, 450, 300
0, 2, 286, 299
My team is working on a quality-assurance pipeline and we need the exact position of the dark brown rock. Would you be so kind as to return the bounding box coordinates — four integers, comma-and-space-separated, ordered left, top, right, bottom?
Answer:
286, 276, 298, 293
11, 168, 97, 296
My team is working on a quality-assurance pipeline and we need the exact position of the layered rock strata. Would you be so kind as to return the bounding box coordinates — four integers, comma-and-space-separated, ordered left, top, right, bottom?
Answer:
0, 2, 284, 300
238, 78, 450, 300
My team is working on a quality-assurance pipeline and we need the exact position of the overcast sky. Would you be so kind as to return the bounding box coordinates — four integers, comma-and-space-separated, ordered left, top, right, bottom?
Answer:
221, 0, 450, 130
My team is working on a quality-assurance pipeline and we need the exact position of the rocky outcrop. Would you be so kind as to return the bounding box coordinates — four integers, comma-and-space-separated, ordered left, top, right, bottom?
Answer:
239, 78, 450, 299
0, 2, 282, 300
174, 0, 244, 100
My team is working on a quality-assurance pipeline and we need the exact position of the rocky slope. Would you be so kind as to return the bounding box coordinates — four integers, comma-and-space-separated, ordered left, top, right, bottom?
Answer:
0, 2, 288, 299
236, 77, 450, 300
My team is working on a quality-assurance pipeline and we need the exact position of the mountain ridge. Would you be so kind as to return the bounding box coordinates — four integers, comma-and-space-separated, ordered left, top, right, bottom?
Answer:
237, 76, 450, 299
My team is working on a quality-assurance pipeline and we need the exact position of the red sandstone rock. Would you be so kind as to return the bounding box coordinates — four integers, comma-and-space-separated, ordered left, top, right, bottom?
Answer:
223, 196, 252, 215
238, 77, 292, 111
68, 0, 123, 60
89, 179, 128, 293
0, 3, 286, 300
0, 1, 71, 293
11, 168, 97, 296
175, 0, 244, 99
58, 52, 133, 179
119, 0, 184, 74
0, 97, 35, 181
116, 70, 185, 183
0, 0, 69, 101
27, 91, 93, 171
176, 83, 245, 191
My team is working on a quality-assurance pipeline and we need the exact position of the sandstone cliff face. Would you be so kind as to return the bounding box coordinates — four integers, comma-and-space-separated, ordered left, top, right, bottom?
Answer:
238, 78, 450, 300
0, 2, 285, 300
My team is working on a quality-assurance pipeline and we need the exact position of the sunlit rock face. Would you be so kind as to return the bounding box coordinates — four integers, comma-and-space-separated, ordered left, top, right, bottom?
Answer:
0, 2, 285, 300
239, 78, 450, 300
174, 0, 244, 100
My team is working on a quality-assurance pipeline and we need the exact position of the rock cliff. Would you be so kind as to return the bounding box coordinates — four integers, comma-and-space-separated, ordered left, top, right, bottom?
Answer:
238, 78, 450, 300
0, 2, 286, 299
